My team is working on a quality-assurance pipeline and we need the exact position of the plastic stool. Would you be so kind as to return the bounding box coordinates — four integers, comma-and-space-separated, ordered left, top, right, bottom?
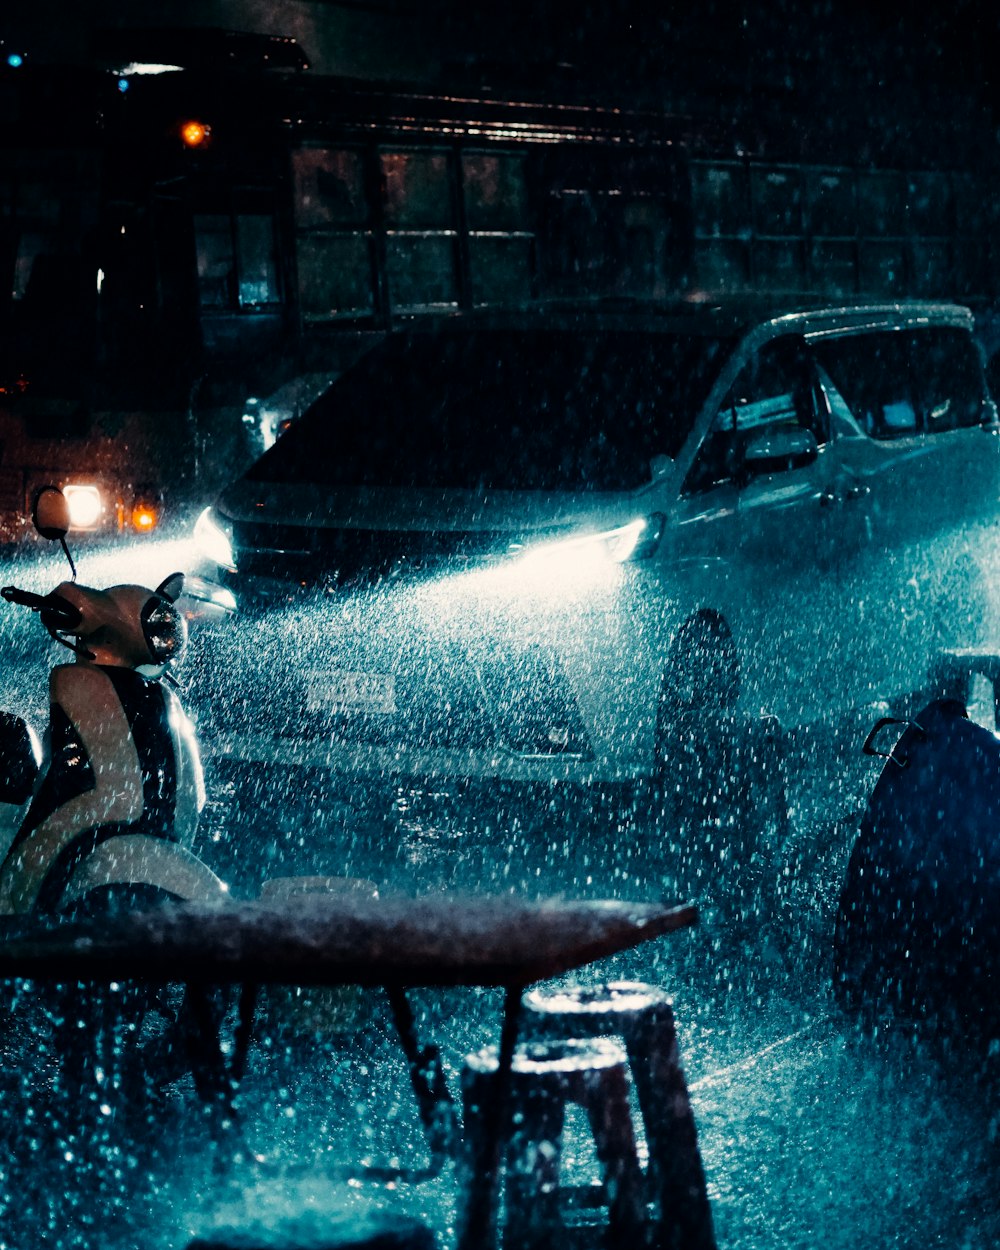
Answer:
522, 981, 716, 1250
461, 1037, 646, 1250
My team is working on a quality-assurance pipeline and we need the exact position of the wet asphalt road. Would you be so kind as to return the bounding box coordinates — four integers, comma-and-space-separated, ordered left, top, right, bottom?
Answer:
0, 537, 998, 1248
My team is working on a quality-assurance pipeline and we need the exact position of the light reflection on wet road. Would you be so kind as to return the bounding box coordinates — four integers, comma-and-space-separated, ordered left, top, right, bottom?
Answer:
0, 537, 998, 1248
176, 756, 1000, 1250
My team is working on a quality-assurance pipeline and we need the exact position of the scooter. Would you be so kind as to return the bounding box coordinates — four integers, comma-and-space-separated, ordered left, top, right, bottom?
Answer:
0, 488, 240, 1133
0, 485, 229, 919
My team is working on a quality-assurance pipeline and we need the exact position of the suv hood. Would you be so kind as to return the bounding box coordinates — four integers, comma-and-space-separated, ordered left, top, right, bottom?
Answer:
217, 476, 666, 538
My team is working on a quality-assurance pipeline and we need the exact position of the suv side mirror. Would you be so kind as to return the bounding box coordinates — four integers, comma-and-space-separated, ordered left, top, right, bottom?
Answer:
736, 427, 819, 479
981, 397, 1000, 433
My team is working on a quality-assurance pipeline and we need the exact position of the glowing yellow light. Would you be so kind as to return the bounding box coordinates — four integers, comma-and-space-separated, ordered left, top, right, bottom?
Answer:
132, 503, 158, 531
63, 484, 102, 529
180, 120, 210, 148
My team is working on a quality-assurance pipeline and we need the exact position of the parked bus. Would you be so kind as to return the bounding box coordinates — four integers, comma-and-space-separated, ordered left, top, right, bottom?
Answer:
1, 30, 997, 536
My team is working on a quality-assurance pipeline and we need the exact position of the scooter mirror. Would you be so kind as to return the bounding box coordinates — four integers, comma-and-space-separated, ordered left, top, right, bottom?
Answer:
155, 572, 185, 604
32, 487, 71, 541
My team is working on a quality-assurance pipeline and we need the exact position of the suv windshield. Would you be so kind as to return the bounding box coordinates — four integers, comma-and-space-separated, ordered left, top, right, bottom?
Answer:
246, 328, 732, 491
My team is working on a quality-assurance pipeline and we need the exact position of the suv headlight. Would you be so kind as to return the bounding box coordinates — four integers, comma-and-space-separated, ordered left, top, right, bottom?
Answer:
194, 507, 236, 571
516, 515, 664, 572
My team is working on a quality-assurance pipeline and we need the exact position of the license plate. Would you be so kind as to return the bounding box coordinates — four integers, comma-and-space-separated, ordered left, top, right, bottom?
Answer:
306, 669, 397, 715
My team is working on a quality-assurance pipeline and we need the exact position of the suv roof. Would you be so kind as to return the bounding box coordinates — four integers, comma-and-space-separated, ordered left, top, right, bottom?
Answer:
395, 295, 974, 339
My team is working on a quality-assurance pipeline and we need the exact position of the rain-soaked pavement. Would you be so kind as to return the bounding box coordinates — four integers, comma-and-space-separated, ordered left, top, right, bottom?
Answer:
2, 731, 999, 1250
0, 543, 998, 1247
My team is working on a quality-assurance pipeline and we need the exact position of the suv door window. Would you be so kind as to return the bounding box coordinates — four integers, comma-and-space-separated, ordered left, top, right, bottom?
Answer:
683, 335, 826, 494
812, 328, 984, 438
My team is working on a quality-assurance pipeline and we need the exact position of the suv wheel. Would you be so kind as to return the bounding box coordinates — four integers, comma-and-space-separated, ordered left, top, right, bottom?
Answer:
654, 610, 790, 909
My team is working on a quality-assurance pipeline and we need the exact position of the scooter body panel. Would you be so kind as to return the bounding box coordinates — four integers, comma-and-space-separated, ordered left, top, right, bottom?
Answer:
0, 662, 219, 915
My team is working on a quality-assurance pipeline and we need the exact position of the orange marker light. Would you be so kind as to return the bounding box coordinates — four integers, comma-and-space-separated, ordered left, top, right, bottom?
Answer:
180, 120, 210, 148
131, 502, 158, 531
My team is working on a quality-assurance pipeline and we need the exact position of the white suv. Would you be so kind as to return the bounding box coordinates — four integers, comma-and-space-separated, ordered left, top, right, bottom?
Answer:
191, 298, 1000, 836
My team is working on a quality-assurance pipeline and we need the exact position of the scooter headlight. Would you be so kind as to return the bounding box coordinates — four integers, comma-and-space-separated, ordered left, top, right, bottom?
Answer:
141, 596, 187, 665
194, 507, 236, 571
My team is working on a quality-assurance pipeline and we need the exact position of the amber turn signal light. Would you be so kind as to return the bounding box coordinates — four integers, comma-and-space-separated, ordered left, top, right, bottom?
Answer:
180, 120, 210, 148
131, 500, 159, 532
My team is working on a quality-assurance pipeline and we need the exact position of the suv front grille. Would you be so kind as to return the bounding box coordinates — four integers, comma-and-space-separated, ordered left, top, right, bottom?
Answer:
231, 520, 525, 587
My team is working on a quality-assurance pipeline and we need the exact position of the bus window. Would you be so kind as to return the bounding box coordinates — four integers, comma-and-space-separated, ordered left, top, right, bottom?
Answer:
298, 234, 375, 319
194, 212, 280, 310
194, 214, 234, 307
293, 148, 368, 229
385, 233, 458, 310
235, 215, 279, 307
381, 150, 458, 311
463, 152, 534, 305
292, 147, 375, 319
691, 161, 751, 240
462, 152, 528, 230
381, 150, 452, 228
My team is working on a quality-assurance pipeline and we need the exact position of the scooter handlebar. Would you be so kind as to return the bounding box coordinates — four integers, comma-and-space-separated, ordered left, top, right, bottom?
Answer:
1, 585, 48, 610
1, 586, 83, 630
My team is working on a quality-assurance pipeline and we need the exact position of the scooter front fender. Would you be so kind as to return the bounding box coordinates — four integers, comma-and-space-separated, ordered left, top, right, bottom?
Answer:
0, 711, 41, 806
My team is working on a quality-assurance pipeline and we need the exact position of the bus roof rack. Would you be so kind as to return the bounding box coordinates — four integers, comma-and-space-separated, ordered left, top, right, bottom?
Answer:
95, 28, 310, 75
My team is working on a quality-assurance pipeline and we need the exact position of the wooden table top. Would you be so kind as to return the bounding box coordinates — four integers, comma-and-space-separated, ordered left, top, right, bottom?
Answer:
0, 894, 697, 989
